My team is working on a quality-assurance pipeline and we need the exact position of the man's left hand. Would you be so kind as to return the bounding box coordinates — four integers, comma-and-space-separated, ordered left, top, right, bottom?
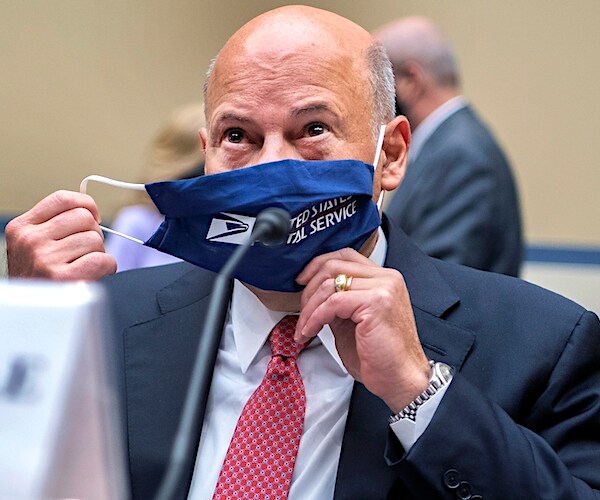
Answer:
295, 248, 431, 413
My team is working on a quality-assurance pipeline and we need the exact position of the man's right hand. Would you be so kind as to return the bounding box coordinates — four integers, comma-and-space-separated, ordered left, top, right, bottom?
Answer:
5, 190, 117, 281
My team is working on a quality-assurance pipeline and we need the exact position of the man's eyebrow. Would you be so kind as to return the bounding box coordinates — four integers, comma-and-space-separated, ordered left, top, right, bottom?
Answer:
290, 102, 339, 118
213, 112, 252, 123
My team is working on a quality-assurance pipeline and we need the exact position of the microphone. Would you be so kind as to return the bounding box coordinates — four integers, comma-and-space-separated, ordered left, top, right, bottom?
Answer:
154, 208, 291, 500
252, 207, 291, 246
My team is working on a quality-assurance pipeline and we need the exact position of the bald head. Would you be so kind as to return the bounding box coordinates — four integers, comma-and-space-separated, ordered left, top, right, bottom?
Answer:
374, 16, 459, 89
204, 5, 395, 135
229, 5, 372, 58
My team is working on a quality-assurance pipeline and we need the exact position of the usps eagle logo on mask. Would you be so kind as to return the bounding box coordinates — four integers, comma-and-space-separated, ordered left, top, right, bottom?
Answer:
206, 213, 257, 244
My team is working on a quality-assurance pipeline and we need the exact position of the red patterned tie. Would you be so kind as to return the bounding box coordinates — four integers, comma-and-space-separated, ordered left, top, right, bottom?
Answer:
213, 315, 306, 499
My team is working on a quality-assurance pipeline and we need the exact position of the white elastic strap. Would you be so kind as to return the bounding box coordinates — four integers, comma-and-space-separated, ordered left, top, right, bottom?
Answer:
80, 174, 146, 193
373, 125, 386, 210
79, 175, 146, 244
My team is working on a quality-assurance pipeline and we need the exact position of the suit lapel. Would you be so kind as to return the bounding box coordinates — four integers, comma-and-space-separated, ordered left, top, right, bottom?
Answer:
335, 220, 475, 498
123, 266, 223, 500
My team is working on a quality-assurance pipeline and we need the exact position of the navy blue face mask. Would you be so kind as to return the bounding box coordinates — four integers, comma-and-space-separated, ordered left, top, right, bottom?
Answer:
80, 129, 386, 292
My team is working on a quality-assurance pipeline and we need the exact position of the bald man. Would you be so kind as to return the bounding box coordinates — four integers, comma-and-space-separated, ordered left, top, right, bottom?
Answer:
5, 6, 600, 499
374, 17, 523, 277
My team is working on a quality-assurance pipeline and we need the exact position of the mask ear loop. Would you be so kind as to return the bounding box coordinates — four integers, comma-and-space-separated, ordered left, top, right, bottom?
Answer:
372, 125, 386, 210
80, 175, 146, 244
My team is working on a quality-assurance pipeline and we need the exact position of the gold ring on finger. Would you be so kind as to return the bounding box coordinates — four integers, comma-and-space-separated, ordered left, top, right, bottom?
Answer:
334, 274, 353, 293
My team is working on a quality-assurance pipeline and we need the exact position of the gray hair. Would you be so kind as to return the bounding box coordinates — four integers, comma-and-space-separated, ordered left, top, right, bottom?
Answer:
203, 55, 217, 114
203, 42, 396, 139
366, 41, 396, 137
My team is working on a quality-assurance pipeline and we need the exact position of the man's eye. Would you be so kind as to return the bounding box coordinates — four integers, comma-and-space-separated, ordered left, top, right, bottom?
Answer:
225, 128, 245, 143
306, 123, 326, 137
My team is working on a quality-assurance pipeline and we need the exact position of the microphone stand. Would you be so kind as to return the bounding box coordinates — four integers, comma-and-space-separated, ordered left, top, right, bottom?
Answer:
154, 208, 290, 500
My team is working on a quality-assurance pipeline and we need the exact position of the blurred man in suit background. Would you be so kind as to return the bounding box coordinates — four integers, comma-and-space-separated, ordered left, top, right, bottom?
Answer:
375, 17, 523, 276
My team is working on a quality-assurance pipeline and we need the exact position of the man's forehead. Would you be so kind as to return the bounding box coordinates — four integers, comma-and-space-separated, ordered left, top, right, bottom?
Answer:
205, 7, 372, 113
206, 52, 366, 129
210, 99, 344, 129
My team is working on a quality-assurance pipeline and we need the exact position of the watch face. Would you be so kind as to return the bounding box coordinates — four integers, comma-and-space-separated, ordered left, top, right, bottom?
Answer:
438, 363, 453, 380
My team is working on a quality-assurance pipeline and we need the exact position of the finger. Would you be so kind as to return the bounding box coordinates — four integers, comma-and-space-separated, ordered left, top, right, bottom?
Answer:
298, 268, 408, 339
67, 252, 117, 281
298, 275, 373, 332
8, 210, 103, 266
295, 289, 369, 343
20, 190, 101, 225
297, 278, 336, 336
296, 247, 374, 285
7, 226, 108, 279
51, 252, 117, 281
300, 260, 384, 309
40, 207, 103, 241
57, 230, 107, 264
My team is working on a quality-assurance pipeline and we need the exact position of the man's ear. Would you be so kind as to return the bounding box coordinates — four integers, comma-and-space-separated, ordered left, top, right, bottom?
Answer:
381, 115, 411, 191
199, 128, 208, 151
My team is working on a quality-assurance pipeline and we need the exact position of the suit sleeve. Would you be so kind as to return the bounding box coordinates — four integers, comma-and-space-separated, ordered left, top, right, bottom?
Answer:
386, 310, 600, 499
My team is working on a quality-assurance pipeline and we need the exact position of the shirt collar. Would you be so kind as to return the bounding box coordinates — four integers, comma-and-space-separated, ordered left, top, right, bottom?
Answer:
370, 225, 387, 268
409, 95, 467, 162
231, 227, 387, 374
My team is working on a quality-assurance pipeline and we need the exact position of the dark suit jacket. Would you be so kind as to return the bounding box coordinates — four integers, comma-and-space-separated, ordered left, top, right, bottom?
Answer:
385, 105, 523, 277
102, 217, 600, 499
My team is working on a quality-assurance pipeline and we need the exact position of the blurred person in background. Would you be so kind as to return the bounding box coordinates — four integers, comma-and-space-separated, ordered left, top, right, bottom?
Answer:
374, 17, 523, 276
106, 102, 205, 271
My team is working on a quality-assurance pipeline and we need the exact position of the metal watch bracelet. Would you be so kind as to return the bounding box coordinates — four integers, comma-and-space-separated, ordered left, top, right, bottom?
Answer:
389, 360, 453, 423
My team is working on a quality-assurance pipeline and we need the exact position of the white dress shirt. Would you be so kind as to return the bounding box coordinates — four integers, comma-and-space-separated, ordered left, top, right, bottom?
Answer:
188, 228, 449, 499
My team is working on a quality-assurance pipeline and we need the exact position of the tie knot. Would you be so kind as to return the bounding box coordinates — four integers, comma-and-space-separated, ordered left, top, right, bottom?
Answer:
268, 315, 303, 359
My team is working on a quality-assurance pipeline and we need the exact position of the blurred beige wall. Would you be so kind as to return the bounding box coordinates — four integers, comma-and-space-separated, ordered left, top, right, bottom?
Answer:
1, 0, 599, 246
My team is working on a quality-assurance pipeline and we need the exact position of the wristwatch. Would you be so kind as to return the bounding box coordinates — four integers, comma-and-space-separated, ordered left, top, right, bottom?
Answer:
389, 360, 453, 423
